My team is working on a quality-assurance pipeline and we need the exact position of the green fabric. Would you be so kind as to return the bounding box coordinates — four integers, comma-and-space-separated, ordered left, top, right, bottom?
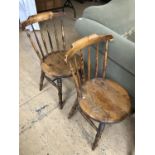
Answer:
75, 18, 135, 98
75, 18, 135, 74
82, 0, 135, 35
74, 0, 135, 108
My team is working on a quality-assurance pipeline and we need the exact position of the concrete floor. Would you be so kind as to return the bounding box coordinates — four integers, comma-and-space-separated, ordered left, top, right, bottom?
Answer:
19, 1, 135, 155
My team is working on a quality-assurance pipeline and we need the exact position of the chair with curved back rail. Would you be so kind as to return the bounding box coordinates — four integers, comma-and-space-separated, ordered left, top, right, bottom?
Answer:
65, 34, 131, 150
21, 11, 80, 109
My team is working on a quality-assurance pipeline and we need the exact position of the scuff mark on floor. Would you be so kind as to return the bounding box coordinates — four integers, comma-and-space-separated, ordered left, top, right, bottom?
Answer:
19, 105, 58, 135
35, 104, 49, 113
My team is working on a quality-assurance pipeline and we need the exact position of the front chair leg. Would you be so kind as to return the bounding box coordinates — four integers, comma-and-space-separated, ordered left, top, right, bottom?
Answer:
68, 98, 78, 119
57, 78, 63, 109
92, 122, 105, 150
39, 71, 45, 91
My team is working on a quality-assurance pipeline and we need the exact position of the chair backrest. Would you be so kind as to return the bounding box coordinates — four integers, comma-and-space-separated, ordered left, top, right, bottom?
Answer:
21, 11, 66, 62
65, 34, 113, 97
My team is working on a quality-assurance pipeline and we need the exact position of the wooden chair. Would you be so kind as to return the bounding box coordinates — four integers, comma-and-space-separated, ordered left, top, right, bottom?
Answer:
21, 11, 80, 109
65, 34, 131, 150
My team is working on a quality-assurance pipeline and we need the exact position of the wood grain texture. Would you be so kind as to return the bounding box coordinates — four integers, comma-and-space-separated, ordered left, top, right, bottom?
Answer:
65, 34, 113, 60
66, 34, 131, 149
22, 11, 78, 78
21, 11, 80, 109
79, 78, 131, 123
41, 51, 80, 77
66, 34, 131, 150
21, 11, 64, 30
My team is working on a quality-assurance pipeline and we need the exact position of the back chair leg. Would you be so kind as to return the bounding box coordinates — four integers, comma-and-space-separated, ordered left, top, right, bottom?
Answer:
57, 78, 63, 109
92, 122, 105, 150
39, 71, 45, 91
68, 98, 78, 119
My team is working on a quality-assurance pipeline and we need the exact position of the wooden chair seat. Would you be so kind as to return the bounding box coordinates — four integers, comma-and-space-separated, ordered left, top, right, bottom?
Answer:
41, 51, 80, 77
65, 34, 132, 150
79, 78, 131, 123
66, 34, 132, 150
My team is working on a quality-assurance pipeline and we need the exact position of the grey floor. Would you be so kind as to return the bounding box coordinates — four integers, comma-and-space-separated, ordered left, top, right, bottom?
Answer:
19, 1, 135, 155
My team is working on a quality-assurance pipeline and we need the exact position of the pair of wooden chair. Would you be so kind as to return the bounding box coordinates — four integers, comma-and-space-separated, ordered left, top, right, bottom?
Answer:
21, 11, 131, 150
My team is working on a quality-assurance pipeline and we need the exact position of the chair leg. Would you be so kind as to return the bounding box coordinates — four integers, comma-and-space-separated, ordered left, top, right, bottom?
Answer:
57, 78, 63, 109
92, 122, 105, 150
39, 71, 45, 91
68, 98, 78, 119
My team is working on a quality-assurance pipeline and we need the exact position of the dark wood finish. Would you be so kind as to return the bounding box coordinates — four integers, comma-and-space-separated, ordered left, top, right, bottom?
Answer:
35, 0, 63, 12
39, 71, 45, 91
63, 0, 76, 18
57, 78, 63, 109
79, 108, 97, 131
68, 98, 79, 119
21, 11, 80, 109
65, 34, 131, 150
35, 0, 76, 18
92, 122, 105, 150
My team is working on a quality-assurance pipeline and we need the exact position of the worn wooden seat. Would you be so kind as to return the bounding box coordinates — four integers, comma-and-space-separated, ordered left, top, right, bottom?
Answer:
65, 34, 132, 150
21, 11, 80, 109
80, 78, 131, 123
41, 51, 80, 77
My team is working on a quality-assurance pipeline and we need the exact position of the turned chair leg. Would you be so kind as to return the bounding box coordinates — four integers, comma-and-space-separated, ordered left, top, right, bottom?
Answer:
68, 98, 78, 119
39, 71, 45, 91
57, 78, 63, 109
92, 122, 105, 150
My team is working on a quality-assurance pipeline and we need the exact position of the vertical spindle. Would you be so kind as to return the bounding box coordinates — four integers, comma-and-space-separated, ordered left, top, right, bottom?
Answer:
61, 19, 66, 50
53, 19, 60, 51
46, 24, 53, 53
95, 43, 99, 78
31, 24, 44, 58
87, 46, 91, 80
26, 31, 42, 61
40, 30, 48, 55
103, 41, 109, 79
80, 50, 85, 83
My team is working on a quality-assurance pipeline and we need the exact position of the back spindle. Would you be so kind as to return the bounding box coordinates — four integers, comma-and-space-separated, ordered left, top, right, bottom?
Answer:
46, 24, 53, 53
53, 19, 60, 51
69, 62, 81, 97
80, 50, 85, 83
95, 43, 99, 78
87, 46, 91, 80
26, 31, 42, 61
103, 41, 109, 79
61, 19, 66, 50
74, 56, 81, 88
31, 24, 44, 58
40, 30, 48, 55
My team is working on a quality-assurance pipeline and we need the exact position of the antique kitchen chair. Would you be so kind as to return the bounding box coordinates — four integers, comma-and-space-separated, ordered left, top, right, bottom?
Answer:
65, 34, 131, 150
21, 11, 80, 109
